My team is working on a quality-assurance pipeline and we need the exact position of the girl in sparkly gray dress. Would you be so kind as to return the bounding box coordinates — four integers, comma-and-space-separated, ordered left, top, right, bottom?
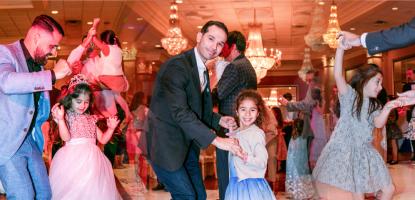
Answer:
312, 37, 407, 200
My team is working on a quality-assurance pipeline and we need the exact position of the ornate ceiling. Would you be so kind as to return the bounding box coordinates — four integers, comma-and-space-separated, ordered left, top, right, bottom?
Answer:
0, 0, 415, 75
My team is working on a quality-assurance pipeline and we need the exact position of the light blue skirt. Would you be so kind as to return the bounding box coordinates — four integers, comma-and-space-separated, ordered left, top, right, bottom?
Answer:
224, 156, 276, 200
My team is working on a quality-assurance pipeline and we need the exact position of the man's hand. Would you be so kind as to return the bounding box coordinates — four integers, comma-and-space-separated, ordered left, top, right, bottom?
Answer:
278, 97, 289, 106
384, 99, 404, 110
338, 36, 352, 50
53, 59, 71, 80
398, 90, 415, 98
212, 137, 245, 159
395, 96, 415, 108
219, 116, 237, 130
51, 103, 65, 122
338, 31, 362, 47
106, 116, 120, 130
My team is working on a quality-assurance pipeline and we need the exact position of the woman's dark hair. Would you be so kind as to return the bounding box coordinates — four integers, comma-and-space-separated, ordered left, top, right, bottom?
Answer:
235, 90, 266, 127
311, 87, 323, 107
100, 30, 120, 47
130, 92, 145, 111
283, 93, 292, 101
59, 83, 93, 113
349, 63, 382, 120
271, 107, 284, 129
377, 88, 388, 106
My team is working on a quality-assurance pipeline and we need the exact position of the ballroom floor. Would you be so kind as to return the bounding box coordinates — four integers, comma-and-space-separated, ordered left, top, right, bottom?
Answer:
114, 161, 415, 200
0, 159, 414, 199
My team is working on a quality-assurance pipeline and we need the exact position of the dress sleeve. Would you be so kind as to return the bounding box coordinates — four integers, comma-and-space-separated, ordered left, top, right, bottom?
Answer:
338, 84, 355, 112
369, 109, 381, 127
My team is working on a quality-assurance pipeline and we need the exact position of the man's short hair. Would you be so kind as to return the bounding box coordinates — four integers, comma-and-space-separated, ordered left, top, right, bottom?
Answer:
227, 31, 246, 54
200, 21, 228, 36
283, 93, 292, 101
305, 69, 316, 74
32, 15, 64, 36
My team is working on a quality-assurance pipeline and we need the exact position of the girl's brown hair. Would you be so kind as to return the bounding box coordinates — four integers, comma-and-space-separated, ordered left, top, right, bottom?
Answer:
235, 90, 266, 127
349, 63, 382, 120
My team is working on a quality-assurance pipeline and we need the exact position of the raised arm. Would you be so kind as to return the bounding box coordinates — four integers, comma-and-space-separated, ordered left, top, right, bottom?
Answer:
51, 104, 71, 141
66, 28, 96, 66
97, 116, 120, 144
92, 36, 109, 57
374, 99, 404, 128
334, 36, 351, 95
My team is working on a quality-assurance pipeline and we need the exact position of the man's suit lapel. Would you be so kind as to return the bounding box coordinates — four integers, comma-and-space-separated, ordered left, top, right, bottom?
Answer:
11, 41, 30, 73
13, 41, 49, 151
185, 49, 202, 95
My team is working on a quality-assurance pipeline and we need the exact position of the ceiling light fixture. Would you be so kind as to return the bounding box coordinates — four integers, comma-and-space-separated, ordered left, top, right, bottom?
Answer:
161, 1, 188, 55
323, 1, 341, 48
245, 9, 282, 82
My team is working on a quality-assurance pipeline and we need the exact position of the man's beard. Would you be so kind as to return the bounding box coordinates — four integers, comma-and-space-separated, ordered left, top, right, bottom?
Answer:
34, 48, 51, 65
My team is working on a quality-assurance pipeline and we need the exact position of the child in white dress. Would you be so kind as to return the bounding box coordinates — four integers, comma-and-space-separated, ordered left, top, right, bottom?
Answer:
49, 74, 121, 200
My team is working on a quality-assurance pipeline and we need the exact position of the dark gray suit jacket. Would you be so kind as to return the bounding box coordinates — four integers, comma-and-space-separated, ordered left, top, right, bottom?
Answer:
213, 55, 257, 137
366, 17, 415, 55
145, 49, 221, 171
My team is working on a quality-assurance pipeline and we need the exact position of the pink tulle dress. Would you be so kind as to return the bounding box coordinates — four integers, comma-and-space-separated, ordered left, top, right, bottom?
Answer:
49, 111, 121, 200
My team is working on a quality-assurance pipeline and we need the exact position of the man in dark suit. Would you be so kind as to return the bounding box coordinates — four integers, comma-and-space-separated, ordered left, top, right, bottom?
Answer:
212, 31, 257, 200
145, 21, 244, 200
340, 17, 415, 55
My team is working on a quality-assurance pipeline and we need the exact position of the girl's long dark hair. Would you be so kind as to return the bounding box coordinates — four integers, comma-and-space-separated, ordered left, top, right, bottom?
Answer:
100, 30, 121, 47
311, 87, 323, 107
271, 107, 284, 129
59, 83, 93, 113
349, 63, 382, 120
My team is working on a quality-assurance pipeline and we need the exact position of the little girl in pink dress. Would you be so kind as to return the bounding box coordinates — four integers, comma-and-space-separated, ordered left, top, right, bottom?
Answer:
49, 74, 121, 200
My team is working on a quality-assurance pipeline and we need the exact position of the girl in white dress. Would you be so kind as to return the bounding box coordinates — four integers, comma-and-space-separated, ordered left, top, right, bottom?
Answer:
49, 74, 121, 200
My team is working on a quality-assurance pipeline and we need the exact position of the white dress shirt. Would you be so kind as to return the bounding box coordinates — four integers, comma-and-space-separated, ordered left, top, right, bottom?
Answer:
194, 48, 208, 91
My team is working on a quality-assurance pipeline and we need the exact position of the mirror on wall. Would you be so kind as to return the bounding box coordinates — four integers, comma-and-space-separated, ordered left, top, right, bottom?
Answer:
393, 56, 415, 94
257, 85, 297, 107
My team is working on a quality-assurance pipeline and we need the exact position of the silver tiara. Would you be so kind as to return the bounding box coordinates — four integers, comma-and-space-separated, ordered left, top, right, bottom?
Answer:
68, 74, 89, 89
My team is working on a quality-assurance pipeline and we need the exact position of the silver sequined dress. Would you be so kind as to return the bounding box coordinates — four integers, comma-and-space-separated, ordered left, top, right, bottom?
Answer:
312, 85, 392, 193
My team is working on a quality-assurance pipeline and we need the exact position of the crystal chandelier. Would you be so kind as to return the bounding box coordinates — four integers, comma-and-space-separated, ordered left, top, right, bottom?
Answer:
298, 48, 314, 81
246, 9, 282, 81
323, 1, 341, 48
161, 1, 188, 56
304, 1, 328, 52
